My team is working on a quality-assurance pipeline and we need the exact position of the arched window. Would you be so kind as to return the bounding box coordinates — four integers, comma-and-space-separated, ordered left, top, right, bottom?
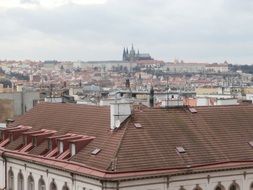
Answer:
229, 182, 240, 190
193, 185, 202, 190
215, 184, 225, 190
27, 174, 35, 190
50, 181, 57, 190
17, 171, 24, 190
62, 183, 69, 190
8, 168, 14, 190
250, 183, 253, 190
38, 177, 46, 190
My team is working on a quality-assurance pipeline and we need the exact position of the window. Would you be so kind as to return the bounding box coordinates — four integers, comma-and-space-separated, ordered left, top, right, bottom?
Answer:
38, 177, 46, 190
32, 137, 37, 146
193, 186, 202, 190
28, 174, 35, 190
215, 184, 225, 190
229, 182, 240, 190
176, 146, 186, 153
17, 171, 24, 190
8, 169, 14, 190
250, 183, 253, 190
50, 181, 57, 190
62, 183, 69, 190
70, 143, 76, 157
48, 139, 52, 150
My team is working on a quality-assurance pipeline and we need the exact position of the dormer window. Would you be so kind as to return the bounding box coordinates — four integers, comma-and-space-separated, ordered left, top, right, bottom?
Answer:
70, 143, 76, 157
32, 137, 37, 146
10, 134, 13, 142
23, 136, 27, 145
48, 139, 52, 150
59, 141, 64, 154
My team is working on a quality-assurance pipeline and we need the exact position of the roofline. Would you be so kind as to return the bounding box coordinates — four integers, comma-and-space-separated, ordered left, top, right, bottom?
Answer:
1, 147, 253, 181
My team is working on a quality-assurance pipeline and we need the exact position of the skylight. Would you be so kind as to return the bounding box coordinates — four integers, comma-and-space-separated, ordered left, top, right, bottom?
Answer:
134, 123, 142, 128
176, 146, 186, 154
248, 141, 253, 147
91, 148, 101, 155
189, 108, 197, 113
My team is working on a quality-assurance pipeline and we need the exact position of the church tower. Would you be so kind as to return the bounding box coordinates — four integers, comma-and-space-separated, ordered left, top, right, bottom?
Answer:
129, 44, 136, 62
123, 48, 126, 61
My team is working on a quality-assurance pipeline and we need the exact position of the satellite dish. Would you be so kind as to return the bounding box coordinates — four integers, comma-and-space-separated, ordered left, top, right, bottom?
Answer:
115, 120, 121, 128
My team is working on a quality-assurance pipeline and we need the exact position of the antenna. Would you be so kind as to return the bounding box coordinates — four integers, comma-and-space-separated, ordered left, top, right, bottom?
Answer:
166, 75, 169, 108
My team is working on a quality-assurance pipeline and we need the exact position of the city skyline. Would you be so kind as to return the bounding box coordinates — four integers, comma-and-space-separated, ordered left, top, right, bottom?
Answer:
0, 0, 253, 64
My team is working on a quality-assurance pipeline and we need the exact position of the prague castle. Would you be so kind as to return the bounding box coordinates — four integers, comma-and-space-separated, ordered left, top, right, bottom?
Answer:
122, 44, 153, 62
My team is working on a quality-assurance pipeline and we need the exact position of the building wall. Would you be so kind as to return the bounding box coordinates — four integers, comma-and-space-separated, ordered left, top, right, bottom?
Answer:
0, 91, 40, 116
243, 88, 253, 95
75, 61, 136, 71
167, 63, 206, 73
0, 156, 102, 190
0, 99, 14, 122
2, 156, 253, 190
119, 169, 253, 190
0, 92, 22, 115
195, 87, 223, 95
246, 94, 253, 102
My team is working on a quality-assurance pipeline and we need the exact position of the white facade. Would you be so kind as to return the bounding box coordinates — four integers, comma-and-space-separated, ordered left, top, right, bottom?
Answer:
196, 97, 238, 106
167, 62, 206, 73
0, 156, 102, 190
1, 156, 253, 190
73, 61, 136, 71
246, 94, 253, 103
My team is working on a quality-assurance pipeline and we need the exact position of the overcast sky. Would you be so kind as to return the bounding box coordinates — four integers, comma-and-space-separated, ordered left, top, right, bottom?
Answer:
0, 0, 253, 64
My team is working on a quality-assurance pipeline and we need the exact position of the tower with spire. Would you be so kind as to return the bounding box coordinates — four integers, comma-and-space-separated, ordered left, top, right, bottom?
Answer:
122, 44, 153, 62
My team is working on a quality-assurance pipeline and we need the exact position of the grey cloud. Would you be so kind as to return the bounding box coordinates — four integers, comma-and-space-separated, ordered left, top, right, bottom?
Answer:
0, 0, 253, 63
20, 0, 39, 5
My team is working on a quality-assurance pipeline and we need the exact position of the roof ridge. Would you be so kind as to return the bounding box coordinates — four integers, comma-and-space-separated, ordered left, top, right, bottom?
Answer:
107, 117, 132, 172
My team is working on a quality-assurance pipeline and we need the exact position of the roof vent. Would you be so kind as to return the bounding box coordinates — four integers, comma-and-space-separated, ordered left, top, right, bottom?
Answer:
134, 123, 142, 128
91, 148, 101, 155
176, 146, 186, 154
189, 108, 197, 113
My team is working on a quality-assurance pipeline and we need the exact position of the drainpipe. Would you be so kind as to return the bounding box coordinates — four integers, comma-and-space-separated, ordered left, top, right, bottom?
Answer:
100, 180, 104, 190
2, 151, 7, 190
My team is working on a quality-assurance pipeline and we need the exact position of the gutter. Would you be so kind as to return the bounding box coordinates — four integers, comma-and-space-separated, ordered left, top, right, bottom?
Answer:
2, 147, 253, 181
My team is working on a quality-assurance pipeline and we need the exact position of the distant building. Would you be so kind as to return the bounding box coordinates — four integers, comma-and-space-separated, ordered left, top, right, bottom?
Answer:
122, 44, 153, 62
167, 60, 207, 73
205, 62, 229, 73
0, 88, 40, 118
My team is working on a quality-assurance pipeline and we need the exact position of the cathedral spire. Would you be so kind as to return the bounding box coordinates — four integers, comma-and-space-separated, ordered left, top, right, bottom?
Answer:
123, 47, 126, 61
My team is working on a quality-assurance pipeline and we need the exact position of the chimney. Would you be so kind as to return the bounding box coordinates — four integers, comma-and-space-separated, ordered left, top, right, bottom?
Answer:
149, 86, 154, 107
125, 79, 130, 89
110, 102, 132, 130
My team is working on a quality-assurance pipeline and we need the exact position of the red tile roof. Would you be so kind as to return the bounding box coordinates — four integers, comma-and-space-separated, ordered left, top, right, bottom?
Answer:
2, 103, 253, 180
